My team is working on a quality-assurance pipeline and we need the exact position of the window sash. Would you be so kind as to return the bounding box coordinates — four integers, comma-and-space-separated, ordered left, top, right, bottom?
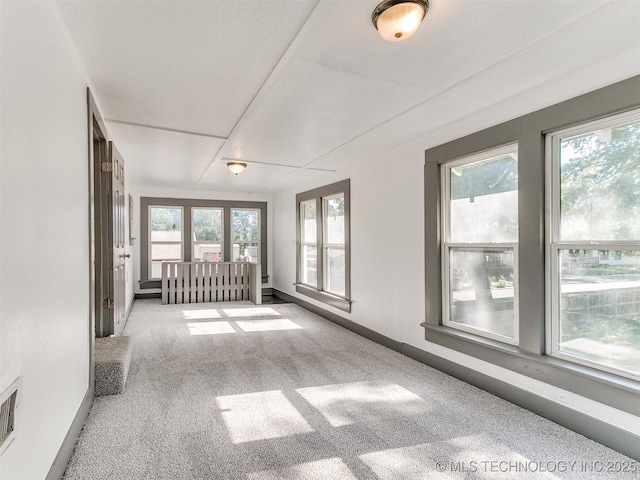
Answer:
148, 206, 183, 279
192, 207, 223, 262
547, 245, 640, 380
442, 243, 519, 344
322, 193, 345, 295
440, 144, 519, 344
547, 109, 640, 380
231, 208, 260, 243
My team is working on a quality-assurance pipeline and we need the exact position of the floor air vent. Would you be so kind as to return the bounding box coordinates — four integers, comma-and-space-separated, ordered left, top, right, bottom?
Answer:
0, 379, 20, 454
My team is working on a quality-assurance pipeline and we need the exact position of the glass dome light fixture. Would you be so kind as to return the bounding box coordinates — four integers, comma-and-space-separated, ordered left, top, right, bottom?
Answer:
371, 0, 429, 42
227, 162, 247, 175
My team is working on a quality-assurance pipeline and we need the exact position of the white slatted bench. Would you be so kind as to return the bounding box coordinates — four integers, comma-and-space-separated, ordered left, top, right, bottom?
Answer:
161, 261, 261, 305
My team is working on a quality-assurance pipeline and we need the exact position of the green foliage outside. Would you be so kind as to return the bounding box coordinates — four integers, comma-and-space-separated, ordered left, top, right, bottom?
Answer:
232, 210, 259, 242
561, 121, 640, 240
150, 207, 181, 231
558, 120, 640, 359
193, 209, 222, 242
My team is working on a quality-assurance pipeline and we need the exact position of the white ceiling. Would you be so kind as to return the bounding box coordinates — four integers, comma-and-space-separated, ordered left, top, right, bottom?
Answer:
55, 0, 640, 193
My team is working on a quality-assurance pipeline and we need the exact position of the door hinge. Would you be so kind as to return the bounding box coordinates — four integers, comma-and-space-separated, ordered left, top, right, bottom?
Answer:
101, 161, 113, 173
102, 297, 114, 309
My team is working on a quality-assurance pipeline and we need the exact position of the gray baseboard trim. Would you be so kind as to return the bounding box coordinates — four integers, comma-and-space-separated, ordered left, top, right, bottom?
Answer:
45, 386, 94, 480
400, 343, 640, 461
136, 291, 271, 302
271, 288, 640, 461
272, 289, 401, 351
135, 292, 161, 299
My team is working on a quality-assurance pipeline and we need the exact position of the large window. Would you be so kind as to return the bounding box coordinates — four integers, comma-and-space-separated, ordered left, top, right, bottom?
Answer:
441, 145, 519, 344
149, 206, 183, 279
140, 198, 267, 285
548, 110, 640, 379
296, 180, 350, 312
423, 77, 640, 437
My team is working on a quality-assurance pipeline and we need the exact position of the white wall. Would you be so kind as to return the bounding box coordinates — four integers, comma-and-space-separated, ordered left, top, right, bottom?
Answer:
272, 137, 639, 441
131, 186, 274, 294
0, 1, 92, 478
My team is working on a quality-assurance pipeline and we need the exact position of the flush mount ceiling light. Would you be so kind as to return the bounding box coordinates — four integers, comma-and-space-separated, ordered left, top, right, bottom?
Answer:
372, 0, 429, 42
227, 162, 247, 175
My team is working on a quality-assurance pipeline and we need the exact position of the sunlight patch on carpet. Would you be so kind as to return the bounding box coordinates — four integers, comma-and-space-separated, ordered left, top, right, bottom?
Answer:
359, 443, 438, 479
236, 319, 303, 332
447, 435, 559, 479
296, 381, 431, 427
216, 390, 314, 443
187, 321, 236, 335
223, 307, 280, 317
182, 309, 222, 320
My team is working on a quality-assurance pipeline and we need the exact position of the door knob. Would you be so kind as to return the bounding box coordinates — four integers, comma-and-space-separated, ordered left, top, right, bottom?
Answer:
121, 253, 131, 258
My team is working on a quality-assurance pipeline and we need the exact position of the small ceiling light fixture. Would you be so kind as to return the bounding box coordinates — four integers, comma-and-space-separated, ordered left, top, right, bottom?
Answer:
371, 0, 429, 42
227, 162, 247, 175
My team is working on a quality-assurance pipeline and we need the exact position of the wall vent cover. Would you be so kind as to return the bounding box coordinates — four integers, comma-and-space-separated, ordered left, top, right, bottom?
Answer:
0, 378, 20, 454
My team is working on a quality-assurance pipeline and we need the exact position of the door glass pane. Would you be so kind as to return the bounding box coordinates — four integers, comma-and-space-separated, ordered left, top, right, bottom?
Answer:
450, 152, 518, 243
150, 207, 182, 241
449, 247, 516, 339
150, 243, 182, 278
193, 208, 222, 242
559, 119, 640, 241
302, 245, 317, 287
558, 249, 640, 376
301, 200, 316, 243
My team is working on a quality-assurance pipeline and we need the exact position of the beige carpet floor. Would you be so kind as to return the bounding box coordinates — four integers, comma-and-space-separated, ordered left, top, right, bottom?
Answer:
63, 299, 635, 479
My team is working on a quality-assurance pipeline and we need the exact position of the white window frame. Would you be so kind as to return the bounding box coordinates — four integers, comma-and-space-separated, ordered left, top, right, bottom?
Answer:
191, 207, 223, 263
322, 193, 346, 296
296, 180, 351, 312
546, 108, 640, 381
230, 208, 260, 263
148, 205, 184, 279
441, 144, 520, 345
300, 199, 317, 288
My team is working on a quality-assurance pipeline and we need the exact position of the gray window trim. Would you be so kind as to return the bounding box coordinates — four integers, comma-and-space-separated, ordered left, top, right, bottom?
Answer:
423, 75, 640, 416
140, 197, 268, 287
296, 179, 351, 312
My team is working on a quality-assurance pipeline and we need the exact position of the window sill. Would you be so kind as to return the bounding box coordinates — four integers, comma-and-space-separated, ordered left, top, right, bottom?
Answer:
421, 322, 640, 415
295, 284, 351, 313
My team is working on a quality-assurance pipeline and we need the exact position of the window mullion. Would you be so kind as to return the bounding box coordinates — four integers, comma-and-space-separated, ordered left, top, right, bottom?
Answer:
316, 196, 324, 292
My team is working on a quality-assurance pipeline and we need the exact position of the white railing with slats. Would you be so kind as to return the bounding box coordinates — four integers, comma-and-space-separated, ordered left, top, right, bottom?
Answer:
161, 262, 261, 305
